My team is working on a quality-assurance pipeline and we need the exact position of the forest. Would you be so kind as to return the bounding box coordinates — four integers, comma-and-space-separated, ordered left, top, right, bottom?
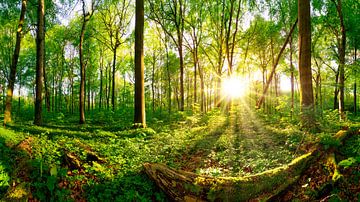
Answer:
0, 0, 359, 201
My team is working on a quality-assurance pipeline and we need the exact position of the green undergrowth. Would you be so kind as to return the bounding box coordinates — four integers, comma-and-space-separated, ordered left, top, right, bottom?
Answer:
0, 106, 356, 201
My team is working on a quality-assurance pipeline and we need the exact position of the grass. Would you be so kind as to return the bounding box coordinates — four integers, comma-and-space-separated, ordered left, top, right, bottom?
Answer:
0, 104, 359, 201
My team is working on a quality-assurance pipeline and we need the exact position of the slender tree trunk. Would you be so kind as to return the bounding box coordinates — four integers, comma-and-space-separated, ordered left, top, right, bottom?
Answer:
18, 69, 21, 113
87, 70, 91, 112
178, 44, 185, 111
107, 63, 111, 110
298, 0, 314, 127
99, 57, 103, 109
290, 35, 295, 118
333, 71, 339, 109
92, 91, 94, 110
134, 0, 146, 127
354, 46, 357, 114
52, 66, 55, 111
333, 0, 346, 120
43, 62, 50, 112
166, 42, 171, 116
79, 19, 86, 124
71, 69, 74, 114
4, 0, 27, 125
193, 51, 197, 104
112, 48, 117, 111
79, 0, 93, 124
199, 68, 205, 112
59, 65, 64, 112
105, 63, 109, 109
256, 19, 298, 109
122, 74, 126, 106
34, 0, 45, 126
152, 51, 155, 113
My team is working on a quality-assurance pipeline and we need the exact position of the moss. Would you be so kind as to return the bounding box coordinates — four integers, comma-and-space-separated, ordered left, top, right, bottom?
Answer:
196, 152, 314, 201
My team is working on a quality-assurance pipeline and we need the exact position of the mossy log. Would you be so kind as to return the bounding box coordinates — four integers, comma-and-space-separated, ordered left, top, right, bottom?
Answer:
144, 129, 358, 201
144, 152, 316, 201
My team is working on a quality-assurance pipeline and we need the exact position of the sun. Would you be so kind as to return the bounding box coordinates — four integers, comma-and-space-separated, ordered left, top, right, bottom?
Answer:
222, 76, 248, 98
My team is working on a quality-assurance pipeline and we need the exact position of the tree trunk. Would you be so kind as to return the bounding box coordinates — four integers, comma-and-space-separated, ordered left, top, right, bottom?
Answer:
105, 63, 109, 109
166, 42, 171, 116
17, 68, 22, 113
333, 71, 339, 109
145, 129, 356, 201
134, 0, 146, 128
144, 152, 314, 201
290, 35, 295, 118
79, 0, 92, 124
43, 62, 51, 112
79, 20, 86, 124
34, 0, 45, 126
87, 70, 91, 112
333, 0, 346, 120
52, 66, 56, 111
256, 19, 298, 109
71, 69, 74, 114
298, 0, 314, 128
112, 48, 117, 111
152, 51, 155, 113
178, 43, 185, 111
4, 0, 27, 125
193, 52, 197, 104
354, 46, 357, 114
107, 63, 111, 110
99, 56, 103, 109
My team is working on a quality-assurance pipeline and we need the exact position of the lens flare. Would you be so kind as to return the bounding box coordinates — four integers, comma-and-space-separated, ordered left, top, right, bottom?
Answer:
222, 76, 248, 98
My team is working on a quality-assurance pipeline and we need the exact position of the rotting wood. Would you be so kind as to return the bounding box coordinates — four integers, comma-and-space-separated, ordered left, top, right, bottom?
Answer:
144, 129, 358, 201
144, 152, 315, 201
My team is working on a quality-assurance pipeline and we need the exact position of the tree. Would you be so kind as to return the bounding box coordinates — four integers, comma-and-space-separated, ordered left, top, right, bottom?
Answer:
134, 0, 146, 127
79, 0, 96, 124
147, 0, 186, 111
34, 0, 45, 126
97, 0, 132, 111
298, 0, 314, 128
331, 0, 346, 120
184, 0, 205, 111
4, 0, 28, 125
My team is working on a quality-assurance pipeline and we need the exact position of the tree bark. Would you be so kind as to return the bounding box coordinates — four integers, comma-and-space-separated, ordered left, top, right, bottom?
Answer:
333, 70, 339, 109
99, 56, 103, 109
43, 62, 51, 112
298, 0, 315, 128
87, 68, 91, 112
290, 35, 295, 118
134, 0, 146, 128
354, 46, 357, 114
144, 152, 314, 201
4, 0, 27, 125
34, 0, 45, 126
333, 0, 346, 120
152, 51, 155, 113
79, 0, 93, 124
145, 129, 357, 201
107, 63, 111, 110
112, 48, 117, 111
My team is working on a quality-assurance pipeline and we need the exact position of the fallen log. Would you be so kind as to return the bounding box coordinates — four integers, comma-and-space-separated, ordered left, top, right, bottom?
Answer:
144, 152, 315, 201
144, 129, 358, 201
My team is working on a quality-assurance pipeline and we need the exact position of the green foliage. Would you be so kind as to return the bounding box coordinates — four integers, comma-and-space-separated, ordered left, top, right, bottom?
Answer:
318, 133, 341, 149
338, 157, 359, 168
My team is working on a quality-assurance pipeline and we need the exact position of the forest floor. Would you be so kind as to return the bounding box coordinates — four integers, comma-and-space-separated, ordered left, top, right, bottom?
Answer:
0, 105, 359, 201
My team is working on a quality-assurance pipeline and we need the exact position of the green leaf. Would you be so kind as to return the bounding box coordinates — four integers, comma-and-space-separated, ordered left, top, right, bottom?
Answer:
50, 164, 57, 176
338, 157, 357, 168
